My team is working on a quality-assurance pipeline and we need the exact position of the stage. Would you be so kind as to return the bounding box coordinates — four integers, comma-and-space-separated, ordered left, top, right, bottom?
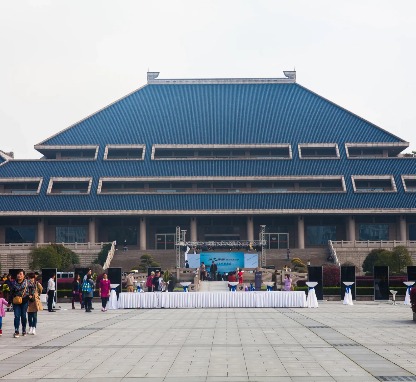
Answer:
115, 291, 307, 309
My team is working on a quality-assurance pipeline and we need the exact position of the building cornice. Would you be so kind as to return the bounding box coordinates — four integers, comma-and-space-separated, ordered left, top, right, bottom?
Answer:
147, 70, 296, 85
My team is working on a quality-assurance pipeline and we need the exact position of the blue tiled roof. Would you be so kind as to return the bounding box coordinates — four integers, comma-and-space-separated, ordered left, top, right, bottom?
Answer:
38, 83, 404, 148
1, 80, 414, 213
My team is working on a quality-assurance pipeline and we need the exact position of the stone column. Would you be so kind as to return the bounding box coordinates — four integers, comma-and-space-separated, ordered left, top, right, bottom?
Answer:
88, 217, 96, 243
347, 216, 355, 242
37, 218, 45, 244
247, 216, 254, 242
297, 216, 305, 249
190, 217, 197, 242
399, 216, 407, 242
139, 217, 147, 250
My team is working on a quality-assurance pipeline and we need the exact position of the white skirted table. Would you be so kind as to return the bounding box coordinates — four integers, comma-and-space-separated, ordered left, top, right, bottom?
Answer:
343, 282, 354, 306
404, 282, 415, 306
117, 291, 307, 309
306, 282, 319, 308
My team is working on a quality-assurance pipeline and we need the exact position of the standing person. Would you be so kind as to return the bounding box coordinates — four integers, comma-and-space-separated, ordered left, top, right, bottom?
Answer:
99, 273, 111, 312
8, 269, 33, 338
146, 271, 155, 292
286, 248, 290, 260
284, 274, 292, 291
126, 273, 135, 292
200, 262, 206, 281
210, 261, 218, 281
82, 274, 95, 312
152, 270, 161, 292
46, 274, 56, 312
0, 291, 9, 336
27, 273, 43, 335
72, 274, 81, 309
238, 268, 244, 284
185, 260, 190, 269
3, 274, 12, 311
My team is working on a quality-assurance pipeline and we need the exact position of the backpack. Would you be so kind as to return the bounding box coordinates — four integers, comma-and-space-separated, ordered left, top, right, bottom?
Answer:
82, 280, 92, 293
146, 275, 153, 288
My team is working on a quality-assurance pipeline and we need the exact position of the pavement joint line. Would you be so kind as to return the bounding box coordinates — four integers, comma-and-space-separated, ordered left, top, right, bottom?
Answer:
282, 307, 414, 378
0, 310, 139, 379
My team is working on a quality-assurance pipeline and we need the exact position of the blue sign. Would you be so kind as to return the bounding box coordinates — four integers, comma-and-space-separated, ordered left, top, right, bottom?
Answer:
200, 252, 244, 273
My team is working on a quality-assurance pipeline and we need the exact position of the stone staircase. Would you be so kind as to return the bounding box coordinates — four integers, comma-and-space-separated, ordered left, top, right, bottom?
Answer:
265, 248, 330, 269
109, 249, 176, 271
199, 281, 229, 292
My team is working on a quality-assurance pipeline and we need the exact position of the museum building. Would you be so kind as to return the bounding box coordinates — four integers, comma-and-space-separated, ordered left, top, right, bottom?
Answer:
1, 70, 416, 250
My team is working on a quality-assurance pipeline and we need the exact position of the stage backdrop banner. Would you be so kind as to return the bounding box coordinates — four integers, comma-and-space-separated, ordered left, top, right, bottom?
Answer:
188, 252, 257, 273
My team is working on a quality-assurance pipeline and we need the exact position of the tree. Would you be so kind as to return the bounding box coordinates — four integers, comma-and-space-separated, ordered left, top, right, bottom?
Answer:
137, 254, 160, 272
390, 246, 412, 274
30, 244, 80, 271
362, 247, 413, 274
94, 243, 112, 266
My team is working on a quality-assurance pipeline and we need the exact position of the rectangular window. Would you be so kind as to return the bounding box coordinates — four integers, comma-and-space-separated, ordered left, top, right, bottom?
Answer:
56, 226, 87, 243
409, 224, 416, 241
345, 142, 408, 158
99, 176, 345, 194
5, 226, 36, 243
306, 226, 337, 246
104, 145, 145, 160
0, 178, 42, 195
152, 144, 292, 160
402, 176, 416, 192
359, 224, 389, 241
34, 145, 98, 160
298, 143, 339, 159
48, 178, 92, 195
352, 176, 396, 192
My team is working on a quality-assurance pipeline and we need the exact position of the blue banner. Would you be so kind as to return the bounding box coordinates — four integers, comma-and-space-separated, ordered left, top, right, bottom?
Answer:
200, 252, 245, 273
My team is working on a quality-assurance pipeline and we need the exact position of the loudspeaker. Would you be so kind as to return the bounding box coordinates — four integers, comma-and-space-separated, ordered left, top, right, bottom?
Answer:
374, 266, 389, 300
341, 266, 356, 300
308, 266, 323, 300
41, 268, 57, 294
407, 266, 416, 282
107, 267, 122, 297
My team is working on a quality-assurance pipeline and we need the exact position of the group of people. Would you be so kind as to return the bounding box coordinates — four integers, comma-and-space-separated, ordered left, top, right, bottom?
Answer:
0, 269, 43, 338
71, 270, 111, 312
125, 270, 175, 293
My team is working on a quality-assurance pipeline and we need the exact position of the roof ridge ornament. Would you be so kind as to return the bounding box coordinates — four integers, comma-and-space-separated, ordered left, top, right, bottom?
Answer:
146, 70, 296, 85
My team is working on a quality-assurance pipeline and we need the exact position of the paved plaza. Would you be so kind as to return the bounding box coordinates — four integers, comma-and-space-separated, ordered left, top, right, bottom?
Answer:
0, 300, 415, 382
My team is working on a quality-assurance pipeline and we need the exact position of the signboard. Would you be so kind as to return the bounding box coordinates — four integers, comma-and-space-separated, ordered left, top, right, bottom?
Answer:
188, 252, 258, 273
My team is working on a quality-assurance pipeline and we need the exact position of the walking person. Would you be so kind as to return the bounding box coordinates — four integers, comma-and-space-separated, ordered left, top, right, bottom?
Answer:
27, 273, 43, 335
46, 274, 56, 312
99, 273, 111, 312
72, 274, 81, 309
8, 269, 33, 338
0, 291, 9, 336
210, 261, 218, 281
82, 274, 95, 313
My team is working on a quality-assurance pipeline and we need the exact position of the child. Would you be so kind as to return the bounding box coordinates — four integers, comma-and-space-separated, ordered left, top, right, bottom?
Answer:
0, 291, 9, 335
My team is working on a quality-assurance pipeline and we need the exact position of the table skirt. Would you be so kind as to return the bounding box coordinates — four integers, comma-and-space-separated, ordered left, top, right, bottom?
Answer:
117, 291, 307, 309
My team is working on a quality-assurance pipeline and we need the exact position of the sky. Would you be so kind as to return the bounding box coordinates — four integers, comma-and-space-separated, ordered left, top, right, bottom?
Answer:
0, 0, 415, 159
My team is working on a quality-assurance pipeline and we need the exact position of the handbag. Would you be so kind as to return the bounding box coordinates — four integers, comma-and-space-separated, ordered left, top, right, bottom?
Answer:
12, 282, 27, 305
